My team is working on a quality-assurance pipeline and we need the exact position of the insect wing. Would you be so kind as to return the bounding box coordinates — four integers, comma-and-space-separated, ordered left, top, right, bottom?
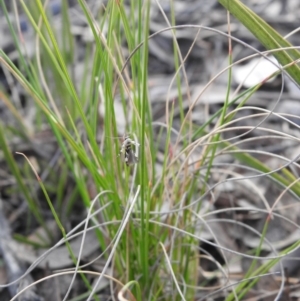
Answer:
125, 148, 139, 165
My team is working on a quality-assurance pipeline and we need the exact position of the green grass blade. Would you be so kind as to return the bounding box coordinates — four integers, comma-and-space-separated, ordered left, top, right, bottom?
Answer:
218, 0, 300, 85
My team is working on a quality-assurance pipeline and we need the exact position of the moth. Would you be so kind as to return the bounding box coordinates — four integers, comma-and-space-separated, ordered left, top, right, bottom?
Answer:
118, 134, 140, 165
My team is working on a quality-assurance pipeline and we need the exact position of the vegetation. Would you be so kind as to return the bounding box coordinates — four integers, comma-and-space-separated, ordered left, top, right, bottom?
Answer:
1, 0, 300, 300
